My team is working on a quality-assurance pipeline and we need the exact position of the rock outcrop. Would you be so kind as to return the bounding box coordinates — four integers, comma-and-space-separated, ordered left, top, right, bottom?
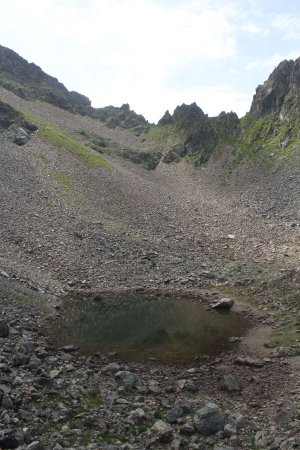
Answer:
250, 58, 300, 120
159, 103, 239, 166
0, 100, 37, 145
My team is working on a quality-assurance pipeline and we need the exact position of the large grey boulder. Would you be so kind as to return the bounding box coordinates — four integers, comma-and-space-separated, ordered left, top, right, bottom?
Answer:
210, 298, 234, 310
8, 124, 30, 145
194, 401, 225, 435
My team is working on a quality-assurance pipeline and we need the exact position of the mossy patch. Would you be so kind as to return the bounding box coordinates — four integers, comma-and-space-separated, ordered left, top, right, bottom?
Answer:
51, 171, 73, 189
147, 123, 180, 144
272, 321, 300, 349
239, 112, 300, 168
20, 110, 113, 169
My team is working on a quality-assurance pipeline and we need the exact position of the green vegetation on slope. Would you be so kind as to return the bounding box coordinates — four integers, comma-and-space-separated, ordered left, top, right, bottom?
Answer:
21, 110, 113, 169
240, 113, 300, 166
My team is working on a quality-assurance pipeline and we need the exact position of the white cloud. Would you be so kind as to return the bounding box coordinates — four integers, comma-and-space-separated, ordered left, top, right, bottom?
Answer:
0, 0, 239, 121
241, 21, 269, 36
271, 13, 300, 39
246, 51, 300, 73
0, 0, 298, 122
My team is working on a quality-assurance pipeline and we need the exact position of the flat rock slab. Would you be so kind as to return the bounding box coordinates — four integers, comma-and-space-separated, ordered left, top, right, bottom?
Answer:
235, 356, 264, 367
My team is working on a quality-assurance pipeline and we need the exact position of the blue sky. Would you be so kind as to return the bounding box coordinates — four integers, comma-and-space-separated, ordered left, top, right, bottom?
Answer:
0, 0, 300, 122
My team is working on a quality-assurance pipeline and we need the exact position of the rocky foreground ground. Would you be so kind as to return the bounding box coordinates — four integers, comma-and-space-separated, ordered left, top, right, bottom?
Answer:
0, 278, 299, 450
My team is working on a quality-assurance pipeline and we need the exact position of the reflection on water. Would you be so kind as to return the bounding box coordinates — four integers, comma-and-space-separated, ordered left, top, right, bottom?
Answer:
49, 294, 250, 363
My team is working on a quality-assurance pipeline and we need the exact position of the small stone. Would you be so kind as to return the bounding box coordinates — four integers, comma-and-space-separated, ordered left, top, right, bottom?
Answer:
223, 374, 241, 392
26, 442, 44, 450
60, 345, 79, 353
229, 412, 247, 430
273, 347, 297, 357
264, 340, 277, 349
151, 420, 173, 443
102, 362, 121, 373
223, 424, 236, 437
128, 408, 146, 423
177, 379, 187, 389
276, 402, 296, 426
0, 321, 9, 337
49, 369, 60, 379
214, 446, 235, 450
115, 371, 142, 388
235, 356, 264, 367
194, 401, 225, 436
0, 392, 14, 410
166, 406, 184, 423
148, 379, 161, 394
180, 423, 194, 435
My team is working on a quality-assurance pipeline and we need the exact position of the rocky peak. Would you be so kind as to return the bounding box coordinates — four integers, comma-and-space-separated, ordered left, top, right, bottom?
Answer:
172, 102, 207, 129
250, 58, 300, 120
158, 110, 173, 126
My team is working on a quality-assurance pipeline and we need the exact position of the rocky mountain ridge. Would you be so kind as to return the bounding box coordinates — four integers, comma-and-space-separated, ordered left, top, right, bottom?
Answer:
0, 45, 147, 130
1, 44, 300, 171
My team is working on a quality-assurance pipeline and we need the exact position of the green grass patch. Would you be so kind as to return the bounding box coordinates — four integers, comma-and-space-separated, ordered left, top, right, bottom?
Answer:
39, 154, 49, 165
51, 172, 74, 189
20, 110, 113, 169
147, 123, 180, 144
272, 321, 300, 348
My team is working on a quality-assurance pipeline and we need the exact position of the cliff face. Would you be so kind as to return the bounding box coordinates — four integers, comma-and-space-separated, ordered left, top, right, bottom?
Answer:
250, 58, 300, 121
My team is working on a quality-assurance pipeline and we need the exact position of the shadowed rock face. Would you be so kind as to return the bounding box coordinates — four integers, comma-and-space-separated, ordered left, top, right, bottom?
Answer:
159, 103, 239, 166
0, 45, 91, 113
0, 100, 20, 130
0, 100, 37, 144
250, 58, 300, 120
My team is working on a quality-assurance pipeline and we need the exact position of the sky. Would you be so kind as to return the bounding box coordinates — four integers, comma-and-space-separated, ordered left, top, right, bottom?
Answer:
0, 0, 300, 122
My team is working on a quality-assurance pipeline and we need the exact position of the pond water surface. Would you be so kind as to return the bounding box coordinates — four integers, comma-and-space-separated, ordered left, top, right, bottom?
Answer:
50, 294, 251, 363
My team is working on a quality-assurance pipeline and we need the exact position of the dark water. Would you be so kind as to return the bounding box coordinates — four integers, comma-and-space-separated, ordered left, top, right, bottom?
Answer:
49, 294, 251, 363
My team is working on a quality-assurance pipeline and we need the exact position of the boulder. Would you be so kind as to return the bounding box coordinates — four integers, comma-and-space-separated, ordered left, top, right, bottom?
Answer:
166, 406, 184, 423
210, 298, 234, 310
115, 370, 142, 389
193, 401, 225, 435
8, 125, 30, 145
0, 321, 9, 337
273, 347, 297, 357
151, 420, 173, 443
